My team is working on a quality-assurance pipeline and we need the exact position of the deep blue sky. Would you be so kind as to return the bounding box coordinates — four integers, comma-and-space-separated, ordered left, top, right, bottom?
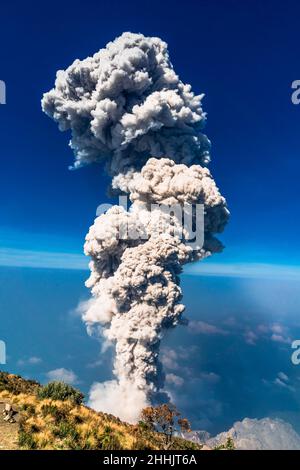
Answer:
1, 0, 300, 264
1, 0, 300, 437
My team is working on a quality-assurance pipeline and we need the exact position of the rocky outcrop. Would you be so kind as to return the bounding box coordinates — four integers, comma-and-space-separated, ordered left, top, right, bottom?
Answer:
2, 402, 17, 423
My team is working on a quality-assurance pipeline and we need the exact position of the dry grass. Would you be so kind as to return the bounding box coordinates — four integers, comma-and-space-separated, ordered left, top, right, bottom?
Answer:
0, 372, 201, 450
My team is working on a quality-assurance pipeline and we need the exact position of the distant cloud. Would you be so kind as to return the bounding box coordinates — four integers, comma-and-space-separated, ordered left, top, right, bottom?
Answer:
274, 372, 295, 392
165, 373, 184, 387
161, 346, 198, 371
271, 324, 285, 334
271, 334, 291, 344
244, 330, 258, 345
208, 417, 300, 450
222, 316, 238, 327
263, 372, 295, 393
17, 356, 42, 366
278, 372, 289, 382
243, 323, 291, 346
161, 348, 180, 370
269, 324, 291, 345
46, 368, 78, 385
0, 248, 87, 270
188, 320, 228, 336
185, 262, 300, 281
199, 372, 220, 384
86, 358, 105, 369
195, 317, 293, 348
268, 324, 291, 345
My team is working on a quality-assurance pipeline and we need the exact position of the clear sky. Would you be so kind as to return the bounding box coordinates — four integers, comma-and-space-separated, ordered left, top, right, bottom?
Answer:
1, 0, 300, 435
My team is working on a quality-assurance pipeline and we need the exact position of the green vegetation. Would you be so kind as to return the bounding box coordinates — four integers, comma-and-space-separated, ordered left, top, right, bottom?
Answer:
140, 403, 191, 448
18, 429, 37, 449
214, 436, 235, 450
0, 371, 201, 450
37, 381, 84, 405
0, 371, 39, 395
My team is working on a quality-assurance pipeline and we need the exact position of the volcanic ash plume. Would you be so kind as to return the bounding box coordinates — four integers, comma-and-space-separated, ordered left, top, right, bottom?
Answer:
42, 32, 229, 422
42, 32, 210, 174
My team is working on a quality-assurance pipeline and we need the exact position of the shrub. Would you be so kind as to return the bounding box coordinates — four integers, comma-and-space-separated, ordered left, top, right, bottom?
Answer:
38, 381, 84, 405
41, 403, 67, 422
96, 426, 122, 450
73, 413, 84, 424
132, 438, 151, 450
138, 420, 152, 431
140, 403, 188, 446
20, 403, 35, 416
29, 423, 40, 433
53, 421, 79, 440
214, 436, 235, 450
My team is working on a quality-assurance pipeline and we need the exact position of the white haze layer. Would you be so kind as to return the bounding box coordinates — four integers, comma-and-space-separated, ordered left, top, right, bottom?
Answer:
42, 32, 229, 423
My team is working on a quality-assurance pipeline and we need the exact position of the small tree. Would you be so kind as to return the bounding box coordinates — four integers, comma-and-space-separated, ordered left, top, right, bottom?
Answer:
140, 403, 191, 448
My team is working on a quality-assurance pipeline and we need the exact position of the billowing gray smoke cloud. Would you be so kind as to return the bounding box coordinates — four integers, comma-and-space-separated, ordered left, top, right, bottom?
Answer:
42, 32, 210, 174
42, 32, 229, 422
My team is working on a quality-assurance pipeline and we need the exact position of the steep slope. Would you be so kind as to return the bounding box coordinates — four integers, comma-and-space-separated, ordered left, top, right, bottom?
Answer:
0, 372, 200, 450
207, 417, 300, 450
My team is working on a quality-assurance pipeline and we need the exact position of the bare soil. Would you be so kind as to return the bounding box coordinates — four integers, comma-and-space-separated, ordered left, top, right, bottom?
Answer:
0, 402, 19, 450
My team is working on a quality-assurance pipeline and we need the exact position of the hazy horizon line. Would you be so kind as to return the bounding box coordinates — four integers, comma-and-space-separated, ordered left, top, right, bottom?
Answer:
0, 247, 300, 280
